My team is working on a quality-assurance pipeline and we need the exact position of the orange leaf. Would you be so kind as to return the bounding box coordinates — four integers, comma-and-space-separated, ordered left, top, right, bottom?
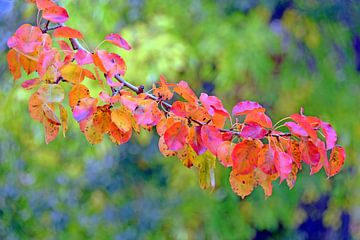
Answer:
7, 49, 21, 80
53, 26, 83, 39
108, 122, 132, 145
216, 141, 233, 167
28, 92, 45, 122
176, 144, 197, 168
244, 112, 272, 128
59, 104, 68, 137
232, 139, 262, 174
7, 24, 43, 53
68, 84, 90, 109
325, 146, 345, 178
60, 63, 88, 84
229, 170, 256, 199
173, 81, 198, 104
158, 136, 176, 157
111, 107, 132, 132
43, 117, 60, 144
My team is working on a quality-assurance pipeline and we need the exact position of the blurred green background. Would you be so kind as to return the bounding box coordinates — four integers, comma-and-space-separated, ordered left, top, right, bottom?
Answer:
0, 0, 359, 239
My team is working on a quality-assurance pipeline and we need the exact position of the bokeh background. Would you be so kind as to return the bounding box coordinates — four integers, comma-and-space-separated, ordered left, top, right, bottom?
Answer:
0, 0, 359, 239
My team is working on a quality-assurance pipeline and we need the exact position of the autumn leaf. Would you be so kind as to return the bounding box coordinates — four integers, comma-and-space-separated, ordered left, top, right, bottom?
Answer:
38, 84, 65, 103
68, 84, 90, 108
59, 104, 68, 137
200, 125, 223, 155
7, 24, 43, 53
108, 122, 132, 145
177, 144, 198, 168
105, 33, 132, 50
43, 117, 60, 144
240, 122, 267, 139
290, 114, 318, 141
53, 26, 83, 39
195, 151, 216, 189
320, 121, 337, 150
158, 136, 176, 157
21, 78, 41, 90
173, 81, 198, 104
300, 140, 320, 166
153, 75, 173, 100
164, 122, 189, 151
72, 97, 97, 122
232, 140, 262, 174
284, 122, 308, 137
60, 63, 95, 84
325, 146, 346, 178
7, 49, 21, 80
229, 170, 256, 199
188, 126, 207, 155
216, 141, 233, 167
111, 107, 132, 132
232, 101, 265, 116
244, 112, 272, 128
42, 5, 69, 23
274, 151, 293, 183
257, 144, 277, 175
199, 93, 228, 117
74, 49, 93, 65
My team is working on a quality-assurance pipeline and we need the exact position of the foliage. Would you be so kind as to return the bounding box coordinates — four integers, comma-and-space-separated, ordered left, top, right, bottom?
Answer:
1, 0, 357, 239
6, 0, 345, 200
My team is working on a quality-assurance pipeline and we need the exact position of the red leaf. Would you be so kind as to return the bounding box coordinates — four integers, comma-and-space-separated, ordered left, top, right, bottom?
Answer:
42, 5, 69, 23
164, 122, 189, 151
325, 146, 346, 178
53, 26, 83, 39
232, 140, 262, 174
232, 101, 265, 116
300, 140, 320, 166
92, 50, 126, 77
188, 126, 207, 155
244, 112, 272, 128
290, 114, 318, 141
200, 125, 223, 155
274, 151, 293, 183
240, 122, 267, 139
320, 121, 337, 150
105, 33, 132, 50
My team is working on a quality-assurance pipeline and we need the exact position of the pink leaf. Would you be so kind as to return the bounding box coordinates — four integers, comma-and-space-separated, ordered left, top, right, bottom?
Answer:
74, 49, 93, 65
274, 151, 293, 183
164, 122, 189, 151
200, 125, 223, 155
53, 26, 83, 39
240, 122, 267, 139
232, 101, 265, 116
105, 33, 132, 50
284, 122, 308, 137
321, 121, 337, 150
